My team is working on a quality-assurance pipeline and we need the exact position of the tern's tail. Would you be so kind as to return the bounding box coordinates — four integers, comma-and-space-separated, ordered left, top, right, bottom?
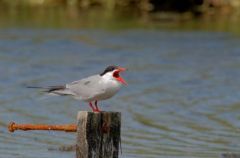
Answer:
27, 85, 71, 95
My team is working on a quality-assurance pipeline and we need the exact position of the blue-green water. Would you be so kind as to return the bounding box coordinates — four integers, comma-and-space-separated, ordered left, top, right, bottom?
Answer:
1, 29, 240, 158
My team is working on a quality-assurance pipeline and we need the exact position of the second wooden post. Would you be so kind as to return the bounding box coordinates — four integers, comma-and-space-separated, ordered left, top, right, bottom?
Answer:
76, 111, 121, 158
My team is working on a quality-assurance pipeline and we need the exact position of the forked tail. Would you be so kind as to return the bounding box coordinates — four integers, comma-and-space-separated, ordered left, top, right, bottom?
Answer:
27, 85, 70, 95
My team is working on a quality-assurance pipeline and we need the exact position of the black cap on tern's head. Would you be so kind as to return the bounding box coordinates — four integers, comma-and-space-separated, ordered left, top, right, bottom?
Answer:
100, 65, 127, 85
100, 65, 118, 76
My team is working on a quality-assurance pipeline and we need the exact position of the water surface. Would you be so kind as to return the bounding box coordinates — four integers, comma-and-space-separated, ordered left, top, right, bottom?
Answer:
1, 29, 240, 158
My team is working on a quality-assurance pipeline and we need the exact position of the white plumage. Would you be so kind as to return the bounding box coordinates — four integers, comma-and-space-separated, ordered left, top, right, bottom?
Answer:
29, 65, 127, 112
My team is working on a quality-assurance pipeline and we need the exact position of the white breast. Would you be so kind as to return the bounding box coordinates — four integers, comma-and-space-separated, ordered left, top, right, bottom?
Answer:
94, 79, 122, 101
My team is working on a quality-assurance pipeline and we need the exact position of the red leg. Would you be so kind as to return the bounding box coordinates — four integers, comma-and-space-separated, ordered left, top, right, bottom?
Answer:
88, 102, 96, 112
94, 100, 101, 112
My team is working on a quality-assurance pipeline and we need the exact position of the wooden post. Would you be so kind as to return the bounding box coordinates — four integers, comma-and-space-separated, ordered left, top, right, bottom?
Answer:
76, 111, 121, 158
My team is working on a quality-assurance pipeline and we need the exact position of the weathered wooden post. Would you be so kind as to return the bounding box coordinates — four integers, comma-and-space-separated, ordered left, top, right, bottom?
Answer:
76, 111, 121, 158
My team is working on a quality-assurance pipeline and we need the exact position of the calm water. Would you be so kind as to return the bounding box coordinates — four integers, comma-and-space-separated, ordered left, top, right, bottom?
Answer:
1, 29, 240, 158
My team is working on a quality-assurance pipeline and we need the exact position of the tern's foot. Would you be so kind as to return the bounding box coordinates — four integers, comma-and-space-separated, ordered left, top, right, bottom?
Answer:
93, 109, 101, 113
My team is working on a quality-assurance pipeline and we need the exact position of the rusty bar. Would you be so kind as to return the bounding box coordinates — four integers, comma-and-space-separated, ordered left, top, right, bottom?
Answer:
8, 122, 77, 133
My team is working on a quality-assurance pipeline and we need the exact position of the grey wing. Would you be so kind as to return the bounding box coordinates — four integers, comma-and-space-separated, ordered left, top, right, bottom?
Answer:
66, 75, 105, 101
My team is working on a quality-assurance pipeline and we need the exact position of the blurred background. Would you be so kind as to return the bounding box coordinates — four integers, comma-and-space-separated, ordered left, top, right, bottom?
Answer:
0, 0, 240, 31
1, 0, 240, 158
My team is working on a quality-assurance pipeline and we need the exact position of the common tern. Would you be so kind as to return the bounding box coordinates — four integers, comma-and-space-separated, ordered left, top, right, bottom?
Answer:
29, 65, 127, 112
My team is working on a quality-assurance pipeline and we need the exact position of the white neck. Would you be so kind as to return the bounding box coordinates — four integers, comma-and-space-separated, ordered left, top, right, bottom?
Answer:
101, 71, 122, 87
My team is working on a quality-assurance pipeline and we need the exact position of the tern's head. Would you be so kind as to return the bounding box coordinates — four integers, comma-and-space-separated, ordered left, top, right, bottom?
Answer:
100, 65, 127, 85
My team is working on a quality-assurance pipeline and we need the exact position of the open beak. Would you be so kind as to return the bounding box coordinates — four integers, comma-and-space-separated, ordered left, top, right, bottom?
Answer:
116, 67, 127, 85
117, 67, 127, 72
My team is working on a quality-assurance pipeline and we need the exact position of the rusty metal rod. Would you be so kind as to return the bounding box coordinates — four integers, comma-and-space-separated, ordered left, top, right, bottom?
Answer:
8, 122, 77, 133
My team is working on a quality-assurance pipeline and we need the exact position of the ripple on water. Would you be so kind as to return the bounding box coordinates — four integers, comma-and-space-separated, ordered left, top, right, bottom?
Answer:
1, 30, 240, 158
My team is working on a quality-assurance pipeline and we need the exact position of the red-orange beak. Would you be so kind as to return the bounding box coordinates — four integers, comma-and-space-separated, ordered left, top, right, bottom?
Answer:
117, 67, 127, 72
114, 67, 127, 85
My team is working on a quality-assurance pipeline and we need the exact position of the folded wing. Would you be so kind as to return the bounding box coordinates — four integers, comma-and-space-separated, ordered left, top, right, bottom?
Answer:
66, 75, 105, 101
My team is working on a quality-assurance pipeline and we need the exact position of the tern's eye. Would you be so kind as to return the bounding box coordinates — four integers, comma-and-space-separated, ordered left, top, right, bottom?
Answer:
113, 71, 119, 78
